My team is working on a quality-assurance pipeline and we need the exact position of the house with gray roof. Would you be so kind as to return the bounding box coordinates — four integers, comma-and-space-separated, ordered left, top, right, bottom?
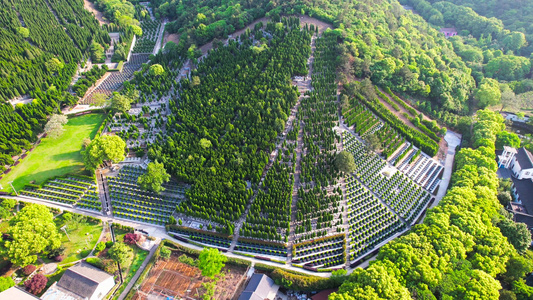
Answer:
41, 262, 115, 300
238, 274, 279, 300
0, 286, 39, 300
510, 147, 533, 180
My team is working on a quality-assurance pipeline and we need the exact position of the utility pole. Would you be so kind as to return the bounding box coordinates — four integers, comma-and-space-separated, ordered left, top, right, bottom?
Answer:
61, 225, 71, 241
8, 181, 17, 196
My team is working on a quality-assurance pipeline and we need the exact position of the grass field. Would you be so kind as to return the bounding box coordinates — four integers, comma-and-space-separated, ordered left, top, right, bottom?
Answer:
0, 113, 105, 192
51, 213, 103, 265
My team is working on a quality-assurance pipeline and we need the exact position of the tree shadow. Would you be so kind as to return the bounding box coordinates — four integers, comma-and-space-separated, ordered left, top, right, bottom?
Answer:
50, 151, 81, 162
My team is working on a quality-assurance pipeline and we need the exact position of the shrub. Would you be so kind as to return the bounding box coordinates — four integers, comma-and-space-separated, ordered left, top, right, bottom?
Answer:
270, 268, 339, 292
0, 276, 15, 292
86, 257, 104, 269
22, 265, 36, 276
54, 255, 64, 262
103, 260, 118, 274
124, 233, 140, 245
95, 242, 106, 252
160, 247, 171, 260
47, 246, 66, 259
24, 273, 48, 295
105, 241, 114, 248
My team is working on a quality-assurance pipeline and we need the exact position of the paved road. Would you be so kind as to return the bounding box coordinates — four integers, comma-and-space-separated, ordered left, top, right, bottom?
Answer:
152, 20, 167, 55
429, 130, 461, 209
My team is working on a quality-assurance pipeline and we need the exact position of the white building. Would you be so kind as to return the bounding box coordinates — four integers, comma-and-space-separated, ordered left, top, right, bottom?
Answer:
509, 147, 533, 180
0, 286, 39, 300
41, 262, 115, 300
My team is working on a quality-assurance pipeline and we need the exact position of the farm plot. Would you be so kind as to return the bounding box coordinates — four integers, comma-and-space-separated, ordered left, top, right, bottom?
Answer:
133, 252, 246, 300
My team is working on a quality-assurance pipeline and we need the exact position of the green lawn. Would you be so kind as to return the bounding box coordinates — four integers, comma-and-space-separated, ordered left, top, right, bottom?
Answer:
50, 213, 103, 265
0, 113, 105, 192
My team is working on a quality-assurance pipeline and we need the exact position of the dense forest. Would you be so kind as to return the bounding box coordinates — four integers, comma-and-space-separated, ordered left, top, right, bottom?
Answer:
149, 18, 312, 232
0, 0, 144, 164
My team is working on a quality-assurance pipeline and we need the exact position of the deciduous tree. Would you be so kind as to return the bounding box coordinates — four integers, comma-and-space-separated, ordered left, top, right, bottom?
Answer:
110, 93, 132, 113
0, 204, 61, 266
108, 242, 133, 265
197, 248, 227, 279
82, 135, 126, 171
24, 273, 47, 295
138, 161, 170, 193
335, 151, 356, 174
149, 64, 165, 76
44, 114, 68, 139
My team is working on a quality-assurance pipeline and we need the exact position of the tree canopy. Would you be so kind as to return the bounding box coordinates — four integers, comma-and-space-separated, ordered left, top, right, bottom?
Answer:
137, 161, 171, 193
197, 248, 227, 279
108, 242, 133, 265
335, 151, 356, 174
44, 114, 68, 139
0, 204, 61, 266
82, 135, 126, 171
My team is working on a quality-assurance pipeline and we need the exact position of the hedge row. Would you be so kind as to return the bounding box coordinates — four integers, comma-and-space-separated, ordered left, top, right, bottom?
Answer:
357, 93, 439, 156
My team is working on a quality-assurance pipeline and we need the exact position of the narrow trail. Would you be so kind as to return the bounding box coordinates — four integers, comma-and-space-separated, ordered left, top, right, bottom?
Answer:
230, 33, 318, 253
285, 35, 317, 263
229, 91, 305, 251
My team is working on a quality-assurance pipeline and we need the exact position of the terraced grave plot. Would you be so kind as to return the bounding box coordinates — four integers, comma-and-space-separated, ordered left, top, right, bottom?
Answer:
341, 98, 403, 158
343, 133, 431, 224
167, 225, 232, 249
21, 176, 100, 210
241, 160, 293, 243
235, 237, 288, 257
133, 20, 161, 53
345, 175, 406, 261
109, 165, 184, 225
398, 150, 443, 193
292, 32, 344, 244
81, 54, 150, 105
292, 234, 346, 269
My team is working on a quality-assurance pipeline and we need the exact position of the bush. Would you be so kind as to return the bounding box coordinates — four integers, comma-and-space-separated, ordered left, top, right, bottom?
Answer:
95, 242, 106, 253
54, 255, 64, 262
24, 273, 48, 295
22, 265, 36, 275
124, 233, 140, 245
270, 268, 339, 292
0, 276, 15, 292
47, 246, 66, 259
105, 241, 114, 248
160, 247, 171, 260
104, 260, 118, 274
86, 257, 104, 269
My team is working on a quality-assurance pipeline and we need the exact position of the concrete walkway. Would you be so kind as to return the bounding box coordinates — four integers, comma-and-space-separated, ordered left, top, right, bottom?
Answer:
117, 240, 160, 300
429, 130, 461, 209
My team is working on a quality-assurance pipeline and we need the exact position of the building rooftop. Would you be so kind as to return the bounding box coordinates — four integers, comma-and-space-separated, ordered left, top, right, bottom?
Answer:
503, 146, 518, 154
238, 274, 279, 300
516, 147, 533, 170
0, 286, 39, 300
43, 262, 114, 300
440, 28, 457, 33
514, 212, 533, 229
512, 177, 533, 215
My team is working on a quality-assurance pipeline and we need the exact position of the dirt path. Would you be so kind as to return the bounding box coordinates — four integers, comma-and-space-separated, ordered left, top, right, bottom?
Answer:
83, 0, 108, 25
163, 32, 180, 46
199, 15, 333, 56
